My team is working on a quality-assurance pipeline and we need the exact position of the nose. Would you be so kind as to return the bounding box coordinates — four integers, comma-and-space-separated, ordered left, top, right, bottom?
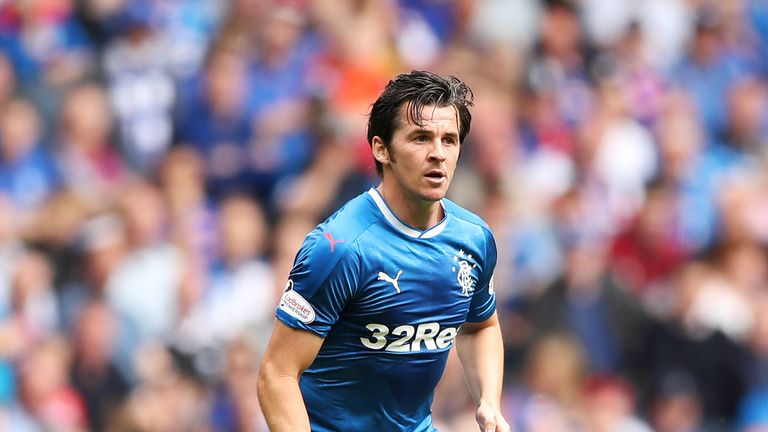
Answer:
428, 139, 447, 162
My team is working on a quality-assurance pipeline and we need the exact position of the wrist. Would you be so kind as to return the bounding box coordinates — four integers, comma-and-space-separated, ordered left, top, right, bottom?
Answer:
479, 398, 501, 410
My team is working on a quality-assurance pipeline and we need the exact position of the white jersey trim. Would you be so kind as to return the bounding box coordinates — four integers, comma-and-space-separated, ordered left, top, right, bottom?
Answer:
368, 188, 448, 239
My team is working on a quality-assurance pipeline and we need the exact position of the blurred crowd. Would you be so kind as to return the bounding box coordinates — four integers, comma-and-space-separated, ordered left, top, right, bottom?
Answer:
1, 0, 768, 430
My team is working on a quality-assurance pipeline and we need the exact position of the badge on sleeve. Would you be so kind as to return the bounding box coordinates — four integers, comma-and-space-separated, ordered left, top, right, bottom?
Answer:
279, 279, 316, 324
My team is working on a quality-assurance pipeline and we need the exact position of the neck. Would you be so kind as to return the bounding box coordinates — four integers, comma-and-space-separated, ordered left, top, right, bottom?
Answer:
377, 183, 444, 231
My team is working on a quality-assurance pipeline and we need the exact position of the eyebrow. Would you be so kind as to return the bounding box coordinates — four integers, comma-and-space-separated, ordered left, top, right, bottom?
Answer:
408, 128, 432, 135
407, 128, 459, 139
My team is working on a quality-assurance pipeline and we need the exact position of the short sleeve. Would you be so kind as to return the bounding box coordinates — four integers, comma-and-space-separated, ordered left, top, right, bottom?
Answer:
466, 228, 497, 322
276, 230, 360, 337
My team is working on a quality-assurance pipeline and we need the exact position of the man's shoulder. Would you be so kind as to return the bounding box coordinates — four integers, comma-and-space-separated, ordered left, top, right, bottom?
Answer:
296, 192, 380, 265
322, 191, 381, 239
443, 198, 492, 234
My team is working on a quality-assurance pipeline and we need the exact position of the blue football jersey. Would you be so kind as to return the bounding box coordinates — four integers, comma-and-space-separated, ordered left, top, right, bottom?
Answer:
277, 188, 497, 432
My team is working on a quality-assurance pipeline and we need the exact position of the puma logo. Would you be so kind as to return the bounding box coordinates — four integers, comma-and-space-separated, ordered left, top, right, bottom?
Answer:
378, 270, 403, 294
324, 232, 345, 252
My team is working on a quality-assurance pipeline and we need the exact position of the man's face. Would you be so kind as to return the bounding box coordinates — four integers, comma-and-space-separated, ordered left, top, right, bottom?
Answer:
374, 104, 461, 203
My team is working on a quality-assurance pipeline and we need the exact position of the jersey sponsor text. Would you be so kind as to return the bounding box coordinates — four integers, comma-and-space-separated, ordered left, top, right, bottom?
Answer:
360, 322, 458, 352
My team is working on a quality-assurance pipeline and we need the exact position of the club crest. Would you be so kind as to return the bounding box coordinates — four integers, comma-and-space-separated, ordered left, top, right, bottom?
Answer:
451, 249, 477, 296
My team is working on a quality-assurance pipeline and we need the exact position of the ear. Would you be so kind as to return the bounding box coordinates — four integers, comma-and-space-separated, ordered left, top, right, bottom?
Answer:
371, 136, 390, 165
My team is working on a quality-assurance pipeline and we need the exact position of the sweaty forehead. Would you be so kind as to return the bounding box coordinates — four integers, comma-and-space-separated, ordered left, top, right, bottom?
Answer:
396, 103, 459, 131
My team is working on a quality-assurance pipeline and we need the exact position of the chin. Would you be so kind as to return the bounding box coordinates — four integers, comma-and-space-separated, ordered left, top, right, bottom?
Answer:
417, 188, 448, 203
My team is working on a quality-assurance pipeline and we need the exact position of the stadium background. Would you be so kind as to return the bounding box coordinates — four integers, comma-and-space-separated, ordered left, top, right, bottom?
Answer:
0, 0, 767, 430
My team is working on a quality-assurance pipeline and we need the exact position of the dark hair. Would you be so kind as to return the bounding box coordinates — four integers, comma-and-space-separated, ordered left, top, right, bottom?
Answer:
366, 70, 474, 176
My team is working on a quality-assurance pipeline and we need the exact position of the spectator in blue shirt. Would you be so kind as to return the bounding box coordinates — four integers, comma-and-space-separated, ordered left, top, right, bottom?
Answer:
0, 98, 59, 212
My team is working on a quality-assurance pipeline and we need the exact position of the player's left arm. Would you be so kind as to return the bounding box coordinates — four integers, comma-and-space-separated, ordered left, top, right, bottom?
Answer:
456, 312, 511, 432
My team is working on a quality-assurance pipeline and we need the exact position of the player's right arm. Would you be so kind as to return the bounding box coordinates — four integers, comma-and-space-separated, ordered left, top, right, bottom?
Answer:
257, 224, 361, 431
257, 321, 324, 432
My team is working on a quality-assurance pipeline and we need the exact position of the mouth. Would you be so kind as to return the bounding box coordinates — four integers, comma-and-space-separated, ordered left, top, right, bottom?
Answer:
424, 170, 446, 184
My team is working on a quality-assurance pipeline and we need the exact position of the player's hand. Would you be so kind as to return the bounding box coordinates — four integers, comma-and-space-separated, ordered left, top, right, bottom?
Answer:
475, 401, 511, 432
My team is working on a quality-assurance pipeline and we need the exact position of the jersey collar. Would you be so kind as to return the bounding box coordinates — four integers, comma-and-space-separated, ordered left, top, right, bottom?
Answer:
367, 187, 448, 239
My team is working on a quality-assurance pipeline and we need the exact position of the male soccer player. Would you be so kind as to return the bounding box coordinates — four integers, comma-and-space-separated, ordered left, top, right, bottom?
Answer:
257, 70, 509, 432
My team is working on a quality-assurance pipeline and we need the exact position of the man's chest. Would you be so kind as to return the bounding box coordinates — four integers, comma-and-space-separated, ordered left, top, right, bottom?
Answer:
345, 241, 484, 326
317, 234, 490, 356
